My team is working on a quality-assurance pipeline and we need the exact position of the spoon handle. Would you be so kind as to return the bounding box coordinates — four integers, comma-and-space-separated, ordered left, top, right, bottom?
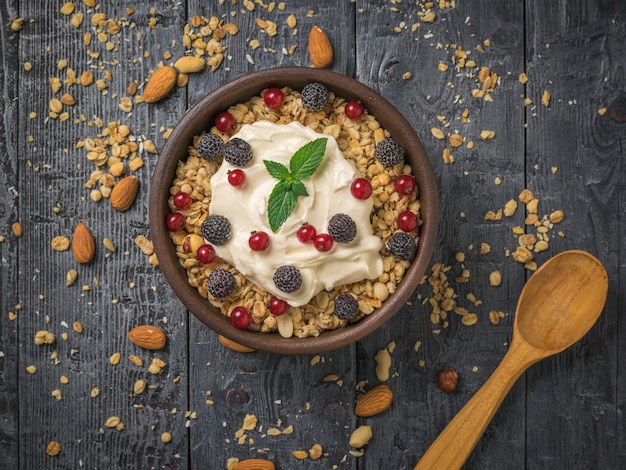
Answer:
414, 340, 543, 470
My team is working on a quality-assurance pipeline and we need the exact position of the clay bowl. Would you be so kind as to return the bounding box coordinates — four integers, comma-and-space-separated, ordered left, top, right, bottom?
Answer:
149, 66, 439, 354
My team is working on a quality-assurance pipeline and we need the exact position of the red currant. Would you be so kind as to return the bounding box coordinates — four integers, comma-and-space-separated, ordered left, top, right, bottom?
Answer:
394, 175, 416, 195
314, 233, 334, 252
269, 296, 288, 316
196, 244, 216, 264
228, 169, 246, 187
248, 231, 270, 251
398, 210, 418, 232
215, 111, 235, 133
166, 212, 185, 232
296, 223, 317, 243
345, 100, 365, 120
350, 178, 372, 200
230, 306, 252, 329
264, 87, 284, 109
173, 191, 192, 209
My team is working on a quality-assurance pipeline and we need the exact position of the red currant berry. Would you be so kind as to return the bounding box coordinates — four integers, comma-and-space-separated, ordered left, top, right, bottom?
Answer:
196, 244, 216, 264
228, 169, 246, 187
269, 296, 289, 316
314, 233, 334, 252
398, 210, 418, 232
166, 212, 185, 232
249, 231, 270, 251
345, 100, 365, 120
230, 306, 252, 329
296, 223, 317, 243
215, 111, 235, 133
350, 178, 372, 200
394, 175, 416, 195
264, 87, 284, 109
173, 191, 192, 209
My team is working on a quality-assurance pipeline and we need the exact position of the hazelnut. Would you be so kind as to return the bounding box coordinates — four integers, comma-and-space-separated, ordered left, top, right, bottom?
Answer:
437, 368, 458, 393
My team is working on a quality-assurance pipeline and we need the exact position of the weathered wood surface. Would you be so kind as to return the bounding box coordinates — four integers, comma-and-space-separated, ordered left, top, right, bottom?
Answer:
0, 1, 624, 469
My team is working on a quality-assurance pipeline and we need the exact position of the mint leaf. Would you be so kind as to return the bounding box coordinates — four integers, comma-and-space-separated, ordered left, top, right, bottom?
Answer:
264, 160, 290, 180
264, 137, 327, 232
268, 181, 298, 233
290, 179, 308, 198
290, 138, 327, 180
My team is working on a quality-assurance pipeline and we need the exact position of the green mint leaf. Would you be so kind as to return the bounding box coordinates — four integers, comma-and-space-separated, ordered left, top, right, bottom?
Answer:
290, 179, 308, 198
268, 181, 298, 232
263, 160, 290, 180
289, 138, 327, 180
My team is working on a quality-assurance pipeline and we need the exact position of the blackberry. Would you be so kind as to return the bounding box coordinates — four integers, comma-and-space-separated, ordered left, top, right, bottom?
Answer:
328, 213, 357, 243
334, 293, 359, 321
206, 268, 236, 298
273, 265, 302, 293
201, 215, 231, 246
223, 138, 253, 167
386, 232, 417, 261
197, 133, 224, 160
301, 82, 329, 112
375, 139, 405, 166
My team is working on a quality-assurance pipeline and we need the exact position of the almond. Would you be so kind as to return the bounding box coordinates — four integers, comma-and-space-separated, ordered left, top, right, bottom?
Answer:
354, 384, 393, 417
143, 66, 177, 103
128, 325, 166, 350
110, 175, 139, 211
308, 25, 333, 69
234, 459, 275, 470
72, 222, 95, 264
174, 56, 205, 74
218, 334, 255, 353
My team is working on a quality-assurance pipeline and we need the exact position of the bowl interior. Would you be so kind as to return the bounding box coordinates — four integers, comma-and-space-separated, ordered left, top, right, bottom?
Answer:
148, 67, 439, 354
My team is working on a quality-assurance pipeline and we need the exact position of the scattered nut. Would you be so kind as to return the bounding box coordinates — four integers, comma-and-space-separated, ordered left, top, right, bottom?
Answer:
437, 368, 458, 392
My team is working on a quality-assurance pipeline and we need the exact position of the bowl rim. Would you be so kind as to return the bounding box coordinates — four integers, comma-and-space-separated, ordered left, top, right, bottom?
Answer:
148, 66, 439, 354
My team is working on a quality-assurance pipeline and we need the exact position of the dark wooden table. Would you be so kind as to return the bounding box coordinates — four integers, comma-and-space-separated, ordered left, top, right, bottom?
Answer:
1, 1, 625, 469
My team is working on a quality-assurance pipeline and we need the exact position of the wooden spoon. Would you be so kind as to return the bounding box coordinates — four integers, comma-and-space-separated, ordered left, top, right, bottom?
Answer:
414, 250, 608, 470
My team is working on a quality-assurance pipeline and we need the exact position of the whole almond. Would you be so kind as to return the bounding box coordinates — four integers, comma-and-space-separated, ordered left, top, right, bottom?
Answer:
354, 384, 393, 417
308, 25, 333, 69
218, 334, 255, 353
234, 459, 275, 470
128, 325, 166, 350
110, 175, 139, 211
72, 223, 95, 264
143, 66, 177, 103
174, 56, 205, 74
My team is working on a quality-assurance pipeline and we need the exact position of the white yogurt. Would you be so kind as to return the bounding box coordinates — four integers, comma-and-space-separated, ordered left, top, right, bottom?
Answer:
207, 121, 383, 306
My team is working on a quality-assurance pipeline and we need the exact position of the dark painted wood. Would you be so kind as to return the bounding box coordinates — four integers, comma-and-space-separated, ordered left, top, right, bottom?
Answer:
0, 0, 21, 468
0, 1, 624, 469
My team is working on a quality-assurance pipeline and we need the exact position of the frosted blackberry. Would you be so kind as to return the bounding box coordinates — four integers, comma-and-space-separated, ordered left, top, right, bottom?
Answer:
206, 268, 236, 298
386, 232, 417, 261
201, 215, 231, 246
328, 213, 357, 243
334, 293, 359, 321
197, 133, 224, 160
375, 139, 405, 166
273, 265, 302, 293
301, 82, 329, 112
223, 138, 252, 167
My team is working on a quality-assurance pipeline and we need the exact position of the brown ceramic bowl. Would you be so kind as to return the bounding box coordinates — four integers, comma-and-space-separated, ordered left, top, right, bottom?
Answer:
149, 67, 438, 354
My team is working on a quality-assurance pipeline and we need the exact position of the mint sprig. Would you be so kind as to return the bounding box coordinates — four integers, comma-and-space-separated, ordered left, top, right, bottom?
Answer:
264, 138, 327, 232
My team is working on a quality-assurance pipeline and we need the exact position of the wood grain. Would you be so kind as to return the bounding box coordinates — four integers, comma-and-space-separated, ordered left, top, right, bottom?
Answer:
0, 0, 20, 467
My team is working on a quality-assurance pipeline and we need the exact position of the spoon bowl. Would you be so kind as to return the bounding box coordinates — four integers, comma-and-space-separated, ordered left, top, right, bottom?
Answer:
515, 250, 608, 352
414, 250, 608, 470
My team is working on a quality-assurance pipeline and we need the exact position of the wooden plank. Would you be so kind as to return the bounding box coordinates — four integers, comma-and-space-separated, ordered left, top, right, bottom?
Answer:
183, 1, 359, 468
524, 1, 625, 468
355, 1, 527, 468
0, 1, 21, 467
14, 2, 189, 468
